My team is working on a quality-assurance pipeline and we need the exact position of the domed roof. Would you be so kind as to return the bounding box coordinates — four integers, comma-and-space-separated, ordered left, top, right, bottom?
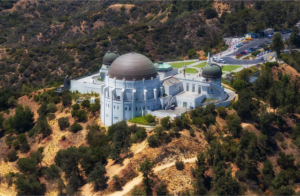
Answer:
108, 52, 158, 81
202, 53, 222, 78
103, 51, 120, 66
154, 61, 173, 72
202, 64, 222, 78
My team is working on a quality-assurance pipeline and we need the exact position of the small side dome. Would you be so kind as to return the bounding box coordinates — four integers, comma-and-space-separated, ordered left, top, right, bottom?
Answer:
154, 61, 173, 72
202, 63, 222, 78
103, 51, 120, 66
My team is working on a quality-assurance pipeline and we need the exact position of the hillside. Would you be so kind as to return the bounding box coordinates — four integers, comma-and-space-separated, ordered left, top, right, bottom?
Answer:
0, 60, 299, 195
1, 0, 300, 106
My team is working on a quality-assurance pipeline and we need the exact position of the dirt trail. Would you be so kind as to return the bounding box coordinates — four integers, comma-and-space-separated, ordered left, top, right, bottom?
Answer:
109, 157, 197, 196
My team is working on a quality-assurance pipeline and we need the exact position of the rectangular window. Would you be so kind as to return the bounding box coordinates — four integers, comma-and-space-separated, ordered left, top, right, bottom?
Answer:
114, 117, 118, 120
129, 107, 131, 111
117, 106, 119, 110
139, 107, 141, 111
192, 84, 195, 92
143, 106, 145, 110
186, 83, 189, 91
136, 107, 137, 111
114, 105, 115, 109
198, 86, 201, 94
125, 107, 127, 111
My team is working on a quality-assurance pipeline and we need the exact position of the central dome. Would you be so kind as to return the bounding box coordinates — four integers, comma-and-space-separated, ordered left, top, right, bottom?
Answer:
108, 53, 158, 81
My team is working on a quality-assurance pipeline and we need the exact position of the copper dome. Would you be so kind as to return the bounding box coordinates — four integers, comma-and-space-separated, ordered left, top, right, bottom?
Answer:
108, 53, 158, 81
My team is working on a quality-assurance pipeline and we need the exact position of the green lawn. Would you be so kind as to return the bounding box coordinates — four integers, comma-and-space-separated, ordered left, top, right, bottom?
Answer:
169, 60, 198, 68
129, 116, 149, 125
221, 65, 242, 72
193, 62, 207, 68
184, 68, 198, 74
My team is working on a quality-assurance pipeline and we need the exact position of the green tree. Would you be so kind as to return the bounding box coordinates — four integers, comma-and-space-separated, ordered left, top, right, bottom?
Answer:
233, 79, 246, 91
187, 49, 197, 59
58, 117, 70, 131
138, 158, 154, 195
62, 90, 72, 107
214, 167, 240, 195
225, 114, 242, 138
240, 0, 245, 10
109, 121, 131, 161
43, 164, 61, 180
155, 181, 169, 196
274, 185, 295, 195
54, 146, 84, 181
289, 26, 300, 48
160, 116, 171, 129
277, 152, 295, 170
87, 163, 108, 190
35, 117, 52, 138
131, 185, 146, 196
193, 152, 207, 195
70, 122, 83, 133
217, 106, 227, 118
271, 33, 284, 56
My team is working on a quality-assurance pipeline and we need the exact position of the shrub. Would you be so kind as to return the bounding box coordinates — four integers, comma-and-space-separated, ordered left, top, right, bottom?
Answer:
217, 106, 227, 118
12, 141, 20, 149
132, 128, 147, 143
175, 160, 184, 170
7, 150, 18, 162
75, 110, 88, 122
172, 126, 180, 133
81, 100, 90, 108
148, 135, 160, 147
145, 114, 155, 123
235, 170, 245, 182
189, 128, 195, 137
70, 122, 83, 133
47, 113, 56, 121
233, 79, 246, 91
72, 104, 80, 111
61, 135, 66, 141
47, 103, 57, 113
58, 117, 70, 130
160, 116, 171, 129
275, 132, 284, 141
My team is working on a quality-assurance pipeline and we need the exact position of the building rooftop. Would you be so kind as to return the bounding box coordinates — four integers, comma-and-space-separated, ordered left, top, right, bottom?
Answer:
162, 77, 181, 87
176, 91, 203, 99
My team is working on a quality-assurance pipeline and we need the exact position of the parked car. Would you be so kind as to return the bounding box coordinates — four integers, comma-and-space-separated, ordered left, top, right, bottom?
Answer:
259, 56, 264, 60
220, 60, 226, 63
236, 44, 241, 47
199, 56, 207, 60
240, 52, 247, 55
242, 50, 248, 54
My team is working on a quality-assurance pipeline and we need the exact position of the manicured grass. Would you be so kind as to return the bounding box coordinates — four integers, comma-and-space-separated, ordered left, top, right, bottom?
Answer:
221, 65, 242, 72
184, 68, 198, 74
129, 116, 149, 125
193, 62, 207, 68
169, 60, 198, 68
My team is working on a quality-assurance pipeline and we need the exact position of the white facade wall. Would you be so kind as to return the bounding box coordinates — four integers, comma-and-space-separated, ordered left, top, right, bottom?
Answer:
100, 77, 163, 126
70, 80, 101, 94
176, 94, 206, 108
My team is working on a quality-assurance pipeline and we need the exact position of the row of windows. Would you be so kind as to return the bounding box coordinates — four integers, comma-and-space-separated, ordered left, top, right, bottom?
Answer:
186, 83, 202, 94
125, 106, 149, 111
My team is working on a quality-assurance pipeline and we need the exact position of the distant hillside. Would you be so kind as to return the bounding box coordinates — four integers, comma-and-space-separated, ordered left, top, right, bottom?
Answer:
0, 0, 300, 109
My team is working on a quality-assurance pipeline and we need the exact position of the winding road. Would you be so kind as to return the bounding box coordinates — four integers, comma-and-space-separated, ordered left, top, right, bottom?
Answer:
109, 157, 197, 196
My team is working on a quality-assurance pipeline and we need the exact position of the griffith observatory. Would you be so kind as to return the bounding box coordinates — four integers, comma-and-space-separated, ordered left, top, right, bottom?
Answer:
70, 51, 235, 126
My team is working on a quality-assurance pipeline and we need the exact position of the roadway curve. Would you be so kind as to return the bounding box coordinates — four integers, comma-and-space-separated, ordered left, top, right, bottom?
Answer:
109, 157, 197, 196
220, 34, 290, 66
